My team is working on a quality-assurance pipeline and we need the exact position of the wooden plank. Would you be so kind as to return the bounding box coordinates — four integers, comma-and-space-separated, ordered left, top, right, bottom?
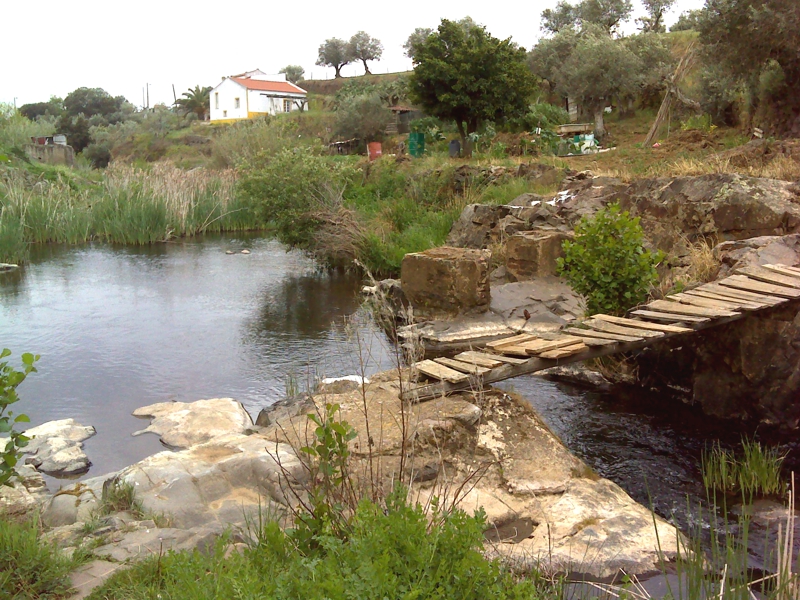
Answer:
584, 318, 664, 339
699, 283, 784, 305
762, 264, 800, 279
646, 299, 739, 318
593, 314, 692, 333
498, 345, 536, 357
734, 266, 800, 289
570, 336, 619, 347
681, 290, 764, 310
763, 264, 800, 277
668, 293, 748, 312
453, 351, 505, 368
717, 275, 800, 299
433, 357, 491, 376
539, 342, 588, 359
630, 309, 710, 324
485, 334, 538, 349
565, 327, 642, 342
457, 351, 528, 366
520, 336, 585, 355
414, 360, 470, 383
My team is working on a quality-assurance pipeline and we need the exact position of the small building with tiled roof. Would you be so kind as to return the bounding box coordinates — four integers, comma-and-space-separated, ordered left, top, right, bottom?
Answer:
209, 69, 307, 122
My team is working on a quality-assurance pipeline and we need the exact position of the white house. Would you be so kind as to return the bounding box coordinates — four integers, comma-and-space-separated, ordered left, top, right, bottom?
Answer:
209, 69, 307, 122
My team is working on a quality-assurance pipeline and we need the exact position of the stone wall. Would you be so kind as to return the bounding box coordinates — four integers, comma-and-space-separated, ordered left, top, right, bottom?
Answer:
25, 144, 75, 167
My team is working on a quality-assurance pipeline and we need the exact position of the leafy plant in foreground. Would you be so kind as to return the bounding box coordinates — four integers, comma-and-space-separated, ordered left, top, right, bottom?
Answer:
558, 203, 663, 316
1, 349, 38, 486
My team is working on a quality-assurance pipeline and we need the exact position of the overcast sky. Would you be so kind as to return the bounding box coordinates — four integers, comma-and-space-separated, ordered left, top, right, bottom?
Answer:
3, 0, 704, 109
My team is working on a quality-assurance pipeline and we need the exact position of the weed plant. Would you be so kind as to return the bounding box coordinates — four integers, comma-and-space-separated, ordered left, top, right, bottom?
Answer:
702, 439, 786, 498
0, 518, 76, 599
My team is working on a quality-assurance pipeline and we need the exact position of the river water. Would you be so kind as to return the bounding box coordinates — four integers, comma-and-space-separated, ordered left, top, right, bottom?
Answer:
1, 235, 797, 566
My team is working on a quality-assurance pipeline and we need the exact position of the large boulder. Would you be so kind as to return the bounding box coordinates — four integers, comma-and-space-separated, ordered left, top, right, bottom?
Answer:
506, 230, 571, 281
401, 247, 491, 319
21, 419, 96, 477
714, 233, 800, 277
133, 398, 253, 449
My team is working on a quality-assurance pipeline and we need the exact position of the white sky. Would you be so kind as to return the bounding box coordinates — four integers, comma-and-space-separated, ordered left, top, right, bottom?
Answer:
2, 0, 704, 109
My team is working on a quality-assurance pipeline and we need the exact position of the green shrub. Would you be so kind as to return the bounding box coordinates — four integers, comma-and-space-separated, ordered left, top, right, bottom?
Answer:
516, 103, 570, 131
1, 349, 38, 487
681, 113, 716, 132
557, 203, 663, 316
0, 518, 75, 599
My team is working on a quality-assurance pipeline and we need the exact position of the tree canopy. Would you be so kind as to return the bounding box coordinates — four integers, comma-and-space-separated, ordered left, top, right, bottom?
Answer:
63, 87, 128, 121
279, 65, 305, 84
18, 97, 63, 121
636, 0, 676, 32
316, 38, 351, 78
347, 32, 383, 75
540, 0, 633, 34
403, 28, 433, 61
408, 19, 535, 154
174, 85, 212, 120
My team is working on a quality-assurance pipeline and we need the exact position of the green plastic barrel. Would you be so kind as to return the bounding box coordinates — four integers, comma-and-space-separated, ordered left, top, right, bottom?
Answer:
408, 132, 425, 157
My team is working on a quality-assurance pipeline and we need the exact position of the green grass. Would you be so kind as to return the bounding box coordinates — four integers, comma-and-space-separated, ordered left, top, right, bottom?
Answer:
701, 438, 786, 499
87, 491, 553, 600
0, 518, 76, 599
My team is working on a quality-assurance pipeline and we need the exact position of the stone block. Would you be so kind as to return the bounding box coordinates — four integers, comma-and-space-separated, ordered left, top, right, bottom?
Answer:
506, 230, 571, 281
401, 247, 491, 319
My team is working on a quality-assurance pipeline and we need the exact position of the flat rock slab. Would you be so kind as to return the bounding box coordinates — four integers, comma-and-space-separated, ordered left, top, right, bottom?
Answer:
133, 398, 254, 449
22, 419, 96, 477
93, 526, 223, 562
69, 560, 123, 599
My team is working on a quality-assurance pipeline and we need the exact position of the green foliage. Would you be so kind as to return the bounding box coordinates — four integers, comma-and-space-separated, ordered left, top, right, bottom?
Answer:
636, 0, 675, 33
0, 518, 75, 599
541, 0, 633, 34
513, 103, 570, 132
409, 19, 536, 151
0, 104, 55, 150
316, 38, 351, 78
0, 349, 38, 487
334, 93, 391, 142
18, 97, 63, 121
558, 203, 662, 315
698, 64, 742, 126
280, 65, 305, 84
681, 113, 716, 132
702, 439, 786, 499
237, 147, 357, 250
670, 8, 703, 32
347, 31, 383, 75
100, 478, 145, 517
174, 85, 212, 120
211, 116, 308, 168
62, 87, 129, 122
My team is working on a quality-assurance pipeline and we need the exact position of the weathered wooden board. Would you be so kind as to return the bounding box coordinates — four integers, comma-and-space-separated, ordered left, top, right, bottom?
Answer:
539, 342, 588, 359
593, 314, 692, 333
735, 266, 800, 289
682, 289, 764, 310
453, 351, 505, 368
763, 264, 800, 278
486, 334, 538, 349
458, 351, 528, 365
699, 283, 784, 305
565, 327, 642, 342
434, 357, 491, 375
521, 336, 584, 355
646, 299, 738, 318
498, 345, 536, 357
718, 275, 800, 299
584, 318, 664, 339
668, 293, 749, 312
570, 336, 619, 347
630, 309, 710, 324
414, 360, 470, 383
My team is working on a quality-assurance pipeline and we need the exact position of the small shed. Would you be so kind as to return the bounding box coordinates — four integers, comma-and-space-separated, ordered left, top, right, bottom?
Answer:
386, 106, 423, 135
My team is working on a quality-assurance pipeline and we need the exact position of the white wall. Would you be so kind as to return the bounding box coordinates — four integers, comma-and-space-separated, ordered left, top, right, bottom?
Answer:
247, 89, 306, 115
209, 78, 248, 121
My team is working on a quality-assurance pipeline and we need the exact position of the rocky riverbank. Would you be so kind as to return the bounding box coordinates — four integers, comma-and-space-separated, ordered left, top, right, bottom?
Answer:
2, 376, 684, 594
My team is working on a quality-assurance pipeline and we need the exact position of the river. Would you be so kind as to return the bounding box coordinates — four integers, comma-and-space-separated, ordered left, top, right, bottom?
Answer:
1, 234, 797, 567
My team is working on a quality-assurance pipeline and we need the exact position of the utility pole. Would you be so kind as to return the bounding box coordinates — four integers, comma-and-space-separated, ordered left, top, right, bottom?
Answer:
142, 87, 145, 109
172, 84, 177, 104
146, 83, 150, 109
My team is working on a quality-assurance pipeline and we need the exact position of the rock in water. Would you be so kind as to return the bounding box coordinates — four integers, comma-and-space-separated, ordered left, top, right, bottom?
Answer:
132, 398, 254, 449
21, 419, 96, 476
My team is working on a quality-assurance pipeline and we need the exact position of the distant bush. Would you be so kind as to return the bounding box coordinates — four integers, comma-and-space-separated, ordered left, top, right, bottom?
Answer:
681, 113, 716, 132
558, 203, 663, 315
0, 104, 55, 150
520, 103, 570, 131
334, 93, 392, 142
211, 117, 314, 168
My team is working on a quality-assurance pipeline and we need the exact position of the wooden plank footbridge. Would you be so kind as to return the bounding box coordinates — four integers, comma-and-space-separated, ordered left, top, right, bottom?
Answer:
403, 264, 800, 401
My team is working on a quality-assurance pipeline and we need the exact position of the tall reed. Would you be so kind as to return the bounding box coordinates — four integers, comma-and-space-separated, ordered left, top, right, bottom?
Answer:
702, 439, 786, 499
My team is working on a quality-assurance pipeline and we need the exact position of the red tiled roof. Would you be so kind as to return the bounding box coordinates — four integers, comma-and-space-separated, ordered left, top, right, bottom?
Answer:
231, 77, 306, 95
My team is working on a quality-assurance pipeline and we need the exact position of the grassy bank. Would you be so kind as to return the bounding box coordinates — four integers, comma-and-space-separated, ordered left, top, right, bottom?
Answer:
0, 160, 257, 264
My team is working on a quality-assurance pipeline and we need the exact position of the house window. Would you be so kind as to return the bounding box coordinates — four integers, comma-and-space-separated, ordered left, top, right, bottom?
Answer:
284, 99, 292, 113
234, 97, 240, 109
223, 110, 227, 118
214, 92, 219, 109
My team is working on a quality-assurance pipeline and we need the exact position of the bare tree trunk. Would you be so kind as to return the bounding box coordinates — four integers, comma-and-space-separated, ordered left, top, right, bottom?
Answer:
594, 109, 606, 139
334, 65, 342, 78
455, 120, 468, 158
362, 60, 371, 75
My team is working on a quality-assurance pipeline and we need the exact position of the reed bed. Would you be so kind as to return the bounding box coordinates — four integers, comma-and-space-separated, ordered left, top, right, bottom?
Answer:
702, 439, 786, 499
0, 164, 258, 263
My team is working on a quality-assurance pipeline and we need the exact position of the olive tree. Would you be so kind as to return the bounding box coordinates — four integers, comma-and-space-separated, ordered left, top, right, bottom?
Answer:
316, 38, 351, 78
347, 32, 383, 75
540, 0, 633, 35
409, 19, 535, 155
403, 27, 433, 60
636, 0, 675, 32
334, 93, 392, 141
279, 65, 305, 84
